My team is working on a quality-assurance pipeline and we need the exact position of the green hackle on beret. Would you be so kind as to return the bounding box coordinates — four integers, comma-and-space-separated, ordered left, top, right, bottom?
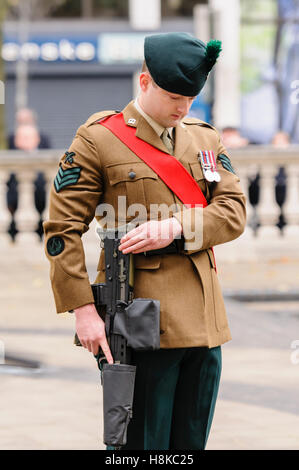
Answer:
205, 40, 222, 72
144, 33, 222, 97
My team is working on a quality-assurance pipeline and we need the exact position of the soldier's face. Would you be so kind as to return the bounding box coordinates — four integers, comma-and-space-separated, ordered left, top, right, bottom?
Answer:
139, 73, 196, 128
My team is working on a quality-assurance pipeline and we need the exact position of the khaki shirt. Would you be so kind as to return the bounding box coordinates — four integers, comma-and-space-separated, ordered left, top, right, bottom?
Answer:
43, 101, 246, 349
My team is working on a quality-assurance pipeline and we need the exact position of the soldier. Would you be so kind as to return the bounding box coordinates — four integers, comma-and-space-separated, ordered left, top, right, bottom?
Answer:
43, 32, 246, 450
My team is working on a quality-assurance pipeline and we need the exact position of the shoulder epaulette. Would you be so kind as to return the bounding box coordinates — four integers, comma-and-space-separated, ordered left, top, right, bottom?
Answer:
183, 117, 216, 131
84, 110, 119, 128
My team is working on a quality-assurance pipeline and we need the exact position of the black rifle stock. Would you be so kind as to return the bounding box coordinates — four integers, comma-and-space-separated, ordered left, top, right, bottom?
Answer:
92, 226, 134, 365
91, 225, 160, 448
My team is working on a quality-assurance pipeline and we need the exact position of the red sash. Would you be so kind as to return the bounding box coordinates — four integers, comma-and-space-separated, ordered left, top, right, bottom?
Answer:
98, 113, 216, 268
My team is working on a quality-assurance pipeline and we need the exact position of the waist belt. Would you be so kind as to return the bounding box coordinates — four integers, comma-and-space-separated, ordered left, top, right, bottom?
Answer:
141, 239, 180, 257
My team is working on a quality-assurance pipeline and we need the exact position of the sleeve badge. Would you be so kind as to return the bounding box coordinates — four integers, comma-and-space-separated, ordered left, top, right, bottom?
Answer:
54, 166, 81, 193
218, 154, 236, 174
47, 236, 65, 256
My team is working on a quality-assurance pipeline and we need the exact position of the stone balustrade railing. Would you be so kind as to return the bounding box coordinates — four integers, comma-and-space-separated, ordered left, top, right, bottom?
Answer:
0, 146, 298, 240
232, 145, 299, 238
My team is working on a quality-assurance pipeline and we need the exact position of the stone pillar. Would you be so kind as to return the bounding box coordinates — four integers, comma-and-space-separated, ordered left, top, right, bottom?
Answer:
256, 165, 280, 237
194, 4, 211, 43
129, 0, 161, 30
0, 170, 10, 231
209, 0, 241, 130
15, 169, 39, 237
284, 164, 299, 236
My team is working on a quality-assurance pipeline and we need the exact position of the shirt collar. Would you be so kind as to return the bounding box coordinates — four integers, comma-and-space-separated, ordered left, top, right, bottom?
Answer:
134, 98, 173, 138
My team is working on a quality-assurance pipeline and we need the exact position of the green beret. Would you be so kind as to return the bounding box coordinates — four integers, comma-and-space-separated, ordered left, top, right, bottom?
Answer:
144, 32, 222, 97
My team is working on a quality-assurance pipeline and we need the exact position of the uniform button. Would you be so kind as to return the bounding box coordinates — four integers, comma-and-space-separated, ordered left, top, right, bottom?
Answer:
128, 171, 136, 179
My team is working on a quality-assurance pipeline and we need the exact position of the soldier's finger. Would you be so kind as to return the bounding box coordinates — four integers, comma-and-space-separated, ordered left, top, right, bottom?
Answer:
79, 338, 87, 349
91, 341, 100, 356
132, 242, 160, 253
120, 225, 141, 243
100, 340, 113, 364
120, 232, 145, 248
123, 239, 150, 254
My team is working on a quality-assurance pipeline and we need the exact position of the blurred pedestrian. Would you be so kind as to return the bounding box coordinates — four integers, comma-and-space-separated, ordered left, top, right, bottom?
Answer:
13, 124, 41, 152
8, 108, 51, 149
221, 126, 249, 149
271, 130, 290, 148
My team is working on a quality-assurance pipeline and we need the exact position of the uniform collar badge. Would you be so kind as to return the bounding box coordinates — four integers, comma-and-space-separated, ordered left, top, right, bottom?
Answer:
128, 118, 136, 125
198, 150, 221, 182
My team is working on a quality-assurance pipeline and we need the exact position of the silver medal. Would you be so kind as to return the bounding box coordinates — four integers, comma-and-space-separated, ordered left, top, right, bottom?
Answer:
204, 169, 214, 182
213, 171, 221, 182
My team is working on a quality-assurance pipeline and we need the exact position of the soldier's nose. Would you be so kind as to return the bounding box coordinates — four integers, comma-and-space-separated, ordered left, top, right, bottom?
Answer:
177, 102, 189, 115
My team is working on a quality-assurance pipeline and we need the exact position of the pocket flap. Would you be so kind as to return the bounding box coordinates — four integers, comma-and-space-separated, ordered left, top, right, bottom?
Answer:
133, 254, 161, 270
97, 251, 161, 271
189, 162, 204, 181
106, 162, 158, 186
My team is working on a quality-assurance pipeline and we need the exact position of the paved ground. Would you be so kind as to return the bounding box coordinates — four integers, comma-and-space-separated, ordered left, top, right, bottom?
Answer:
0, 229, 299, 450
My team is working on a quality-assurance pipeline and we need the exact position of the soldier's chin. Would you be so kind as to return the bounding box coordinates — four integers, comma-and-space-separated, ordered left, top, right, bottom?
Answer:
169, 116, 181, 126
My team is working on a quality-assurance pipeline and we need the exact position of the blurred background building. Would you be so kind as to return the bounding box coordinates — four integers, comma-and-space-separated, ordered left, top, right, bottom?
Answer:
1, 0, 299, 148
2, 0, 214, 149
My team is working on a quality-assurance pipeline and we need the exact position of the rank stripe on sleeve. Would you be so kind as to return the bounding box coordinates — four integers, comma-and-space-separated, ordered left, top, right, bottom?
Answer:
54, 166, 81, 192
218, 154, 236, 174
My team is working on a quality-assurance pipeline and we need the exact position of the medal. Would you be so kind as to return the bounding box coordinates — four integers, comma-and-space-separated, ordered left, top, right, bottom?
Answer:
204, 169, 214, 182
212, 170, 221, 182
198, 150, 211, 181
198, 150, 221, 183
209, 150, 221, 182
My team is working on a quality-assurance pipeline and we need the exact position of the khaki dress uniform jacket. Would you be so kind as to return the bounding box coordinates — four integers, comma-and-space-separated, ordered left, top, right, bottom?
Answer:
43, 101, 246, 349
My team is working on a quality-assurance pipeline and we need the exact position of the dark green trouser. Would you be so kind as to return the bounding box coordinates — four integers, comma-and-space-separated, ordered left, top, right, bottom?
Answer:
122, 346, 222, 450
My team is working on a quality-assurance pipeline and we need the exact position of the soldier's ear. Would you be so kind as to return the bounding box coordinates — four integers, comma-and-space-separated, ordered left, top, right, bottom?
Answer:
139, 72, 151, 92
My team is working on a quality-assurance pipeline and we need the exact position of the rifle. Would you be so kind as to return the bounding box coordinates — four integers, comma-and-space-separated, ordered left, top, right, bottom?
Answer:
91, 224, 160, 449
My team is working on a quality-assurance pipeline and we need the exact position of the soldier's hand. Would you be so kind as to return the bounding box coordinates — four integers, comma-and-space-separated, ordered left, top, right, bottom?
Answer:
74, 303, 113, 364
119, 217, 182, 254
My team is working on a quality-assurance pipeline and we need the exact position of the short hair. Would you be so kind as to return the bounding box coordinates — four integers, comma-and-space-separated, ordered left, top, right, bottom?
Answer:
141, 60, 148, 73
141, 61, 158, 88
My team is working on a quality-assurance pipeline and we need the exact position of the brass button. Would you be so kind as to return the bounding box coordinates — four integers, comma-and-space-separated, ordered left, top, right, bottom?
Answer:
128, 171, 136, 179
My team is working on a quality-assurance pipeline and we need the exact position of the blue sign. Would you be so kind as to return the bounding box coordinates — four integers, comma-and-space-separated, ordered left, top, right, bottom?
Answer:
2, 32, 147, 64
2, 35, 98, 62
